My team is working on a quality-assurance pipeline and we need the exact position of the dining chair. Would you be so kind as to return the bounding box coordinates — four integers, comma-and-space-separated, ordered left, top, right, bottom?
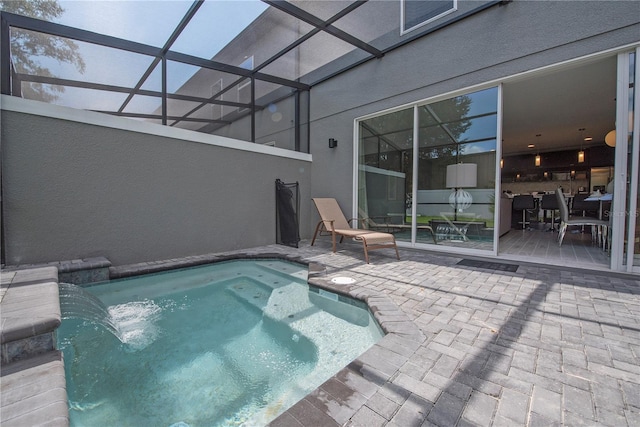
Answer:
540, 193, 558, 232
555, 187, 609, 247
513, 195, 535, 230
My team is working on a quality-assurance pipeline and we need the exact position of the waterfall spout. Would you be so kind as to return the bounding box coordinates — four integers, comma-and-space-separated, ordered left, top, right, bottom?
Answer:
59, 282, 162, 349
59, 282, 121, 339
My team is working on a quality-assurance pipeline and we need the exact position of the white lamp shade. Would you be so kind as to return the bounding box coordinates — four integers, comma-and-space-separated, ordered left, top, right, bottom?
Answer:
446, 163, 477, 188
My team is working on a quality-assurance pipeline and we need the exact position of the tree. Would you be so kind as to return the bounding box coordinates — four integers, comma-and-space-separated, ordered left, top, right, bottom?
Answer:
0, 0, 85, 101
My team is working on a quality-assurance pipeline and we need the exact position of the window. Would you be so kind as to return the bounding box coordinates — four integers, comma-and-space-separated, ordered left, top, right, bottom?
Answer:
211, 79, 223, 120
401, 0, 457, 34
238, 56, 254, 112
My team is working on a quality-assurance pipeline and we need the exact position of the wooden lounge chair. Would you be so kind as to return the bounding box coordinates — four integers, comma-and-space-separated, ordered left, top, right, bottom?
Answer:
311, 198, 400, 263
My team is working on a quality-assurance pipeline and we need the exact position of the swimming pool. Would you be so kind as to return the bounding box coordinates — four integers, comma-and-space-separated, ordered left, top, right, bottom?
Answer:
57, 259, 383, 426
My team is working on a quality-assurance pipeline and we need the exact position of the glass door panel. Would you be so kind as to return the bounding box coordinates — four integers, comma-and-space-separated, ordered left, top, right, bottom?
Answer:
416, 87, 499, 248
626, 51, 639, 269
358, 107, 415, 243
611, 49, 639, 272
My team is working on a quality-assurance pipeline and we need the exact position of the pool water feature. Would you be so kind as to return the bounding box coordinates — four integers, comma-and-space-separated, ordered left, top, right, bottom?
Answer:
57, 259, 383, 426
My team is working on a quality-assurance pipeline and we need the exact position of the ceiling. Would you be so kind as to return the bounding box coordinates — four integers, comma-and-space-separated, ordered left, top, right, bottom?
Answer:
502, 55, 617, 156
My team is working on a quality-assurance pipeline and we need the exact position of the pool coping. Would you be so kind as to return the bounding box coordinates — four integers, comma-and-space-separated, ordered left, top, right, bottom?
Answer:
1, 267, 69, 427
0, 251, 422, 427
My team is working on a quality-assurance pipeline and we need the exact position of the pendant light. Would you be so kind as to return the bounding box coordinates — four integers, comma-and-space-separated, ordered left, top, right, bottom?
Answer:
578, 128, 585, 163
605, 129, 616, 147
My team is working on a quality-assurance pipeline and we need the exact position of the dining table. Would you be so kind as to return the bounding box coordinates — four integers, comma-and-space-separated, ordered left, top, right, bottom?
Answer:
584, 192, 612, 220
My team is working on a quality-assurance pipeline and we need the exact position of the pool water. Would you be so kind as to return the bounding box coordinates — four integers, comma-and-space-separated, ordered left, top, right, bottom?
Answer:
57, 259, 382, 427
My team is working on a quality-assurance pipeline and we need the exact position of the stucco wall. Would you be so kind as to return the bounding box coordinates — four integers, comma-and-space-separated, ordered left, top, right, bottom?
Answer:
307, 1, 640, 225
1, 99, 312, 266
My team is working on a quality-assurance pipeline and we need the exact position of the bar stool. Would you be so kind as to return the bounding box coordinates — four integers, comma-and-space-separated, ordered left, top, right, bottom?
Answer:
513, 195, 535, 230
540, 193, 558, 231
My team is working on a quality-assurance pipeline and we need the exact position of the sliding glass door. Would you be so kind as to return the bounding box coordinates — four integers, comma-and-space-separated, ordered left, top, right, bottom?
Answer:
358, 86, 499, 251
611, 49, 640, 271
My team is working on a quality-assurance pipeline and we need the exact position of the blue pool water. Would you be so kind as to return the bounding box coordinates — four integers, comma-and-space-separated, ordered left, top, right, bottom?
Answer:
57, 259, 383, 426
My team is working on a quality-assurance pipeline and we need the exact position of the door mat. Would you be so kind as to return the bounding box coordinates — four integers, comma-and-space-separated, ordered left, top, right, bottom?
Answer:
457, 259, 519, 272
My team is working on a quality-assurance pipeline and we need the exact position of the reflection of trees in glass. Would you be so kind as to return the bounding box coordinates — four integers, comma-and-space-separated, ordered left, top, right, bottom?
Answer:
419, 94, 472, 155
359, 95, 475, 190
415, 95, 472, 190
1, 0, 85, 101
359, 108, 413, 171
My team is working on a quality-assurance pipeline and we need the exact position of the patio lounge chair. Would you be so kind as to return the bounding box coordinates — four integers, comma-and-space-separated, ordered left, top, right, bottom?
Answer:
361, 214, 437, 244
311, 198, 400, 263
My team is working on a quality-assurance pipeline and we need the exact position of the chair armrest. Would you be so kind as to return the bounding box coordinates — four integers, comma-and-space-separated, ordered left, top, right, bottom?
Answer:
322, 219, 336, 231
350, 217, 375, 230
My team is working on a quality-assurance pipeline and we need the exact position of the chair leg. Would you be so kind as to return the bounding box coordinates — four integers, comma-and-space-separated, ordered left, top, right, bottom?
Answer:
358, 236, 399, 263
361, 240, 370, 264
558, 223, 567, 246
311, 221, 323, 246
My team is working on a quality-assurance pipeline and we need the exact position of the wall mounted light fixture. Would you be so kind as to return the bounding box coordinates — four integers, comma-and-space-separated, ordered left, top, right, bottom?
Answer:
535, 154, 541, 167
328, 138, 338, 148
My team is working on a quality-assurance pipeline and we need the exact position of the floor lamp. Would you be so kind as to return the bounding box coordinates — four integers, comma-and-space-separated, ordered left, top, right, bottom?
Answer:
446, 163, 477, 221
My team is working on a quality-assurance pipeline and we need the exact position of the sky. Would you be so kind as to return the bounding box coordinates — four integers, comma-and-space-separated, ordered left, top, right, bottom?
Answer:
39, 0, 269, 111
56, 0, 268, 57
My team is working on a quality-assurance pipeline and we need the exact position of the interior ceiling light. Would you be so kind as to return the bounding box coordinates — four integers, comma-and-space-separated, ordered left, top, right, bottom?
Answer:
527, 144, 535, 148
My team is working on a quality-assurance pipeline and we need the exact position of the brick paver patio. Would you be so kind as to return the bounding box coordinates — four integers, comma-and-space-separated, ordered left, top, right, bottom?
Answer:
262, 239, 640, 427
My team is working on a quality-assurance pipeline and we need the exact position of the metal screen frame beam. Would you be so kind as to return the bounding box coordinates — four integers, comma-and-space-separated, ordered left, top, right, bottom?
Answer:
118, 0, 204, 115
0, 11, 309, 91
262, 0, 383, 59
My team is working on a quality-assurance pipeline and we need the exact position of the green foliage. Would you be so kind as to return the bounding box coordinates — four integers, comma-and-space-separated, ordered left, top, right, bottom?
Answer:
1, 0, 85, 101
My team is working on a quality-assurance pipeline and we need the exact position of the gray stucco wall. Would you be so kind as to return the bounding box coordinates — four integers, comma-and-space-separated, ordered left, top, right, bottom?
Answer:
2, 107, 312, 266
307, 1, 640, 225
